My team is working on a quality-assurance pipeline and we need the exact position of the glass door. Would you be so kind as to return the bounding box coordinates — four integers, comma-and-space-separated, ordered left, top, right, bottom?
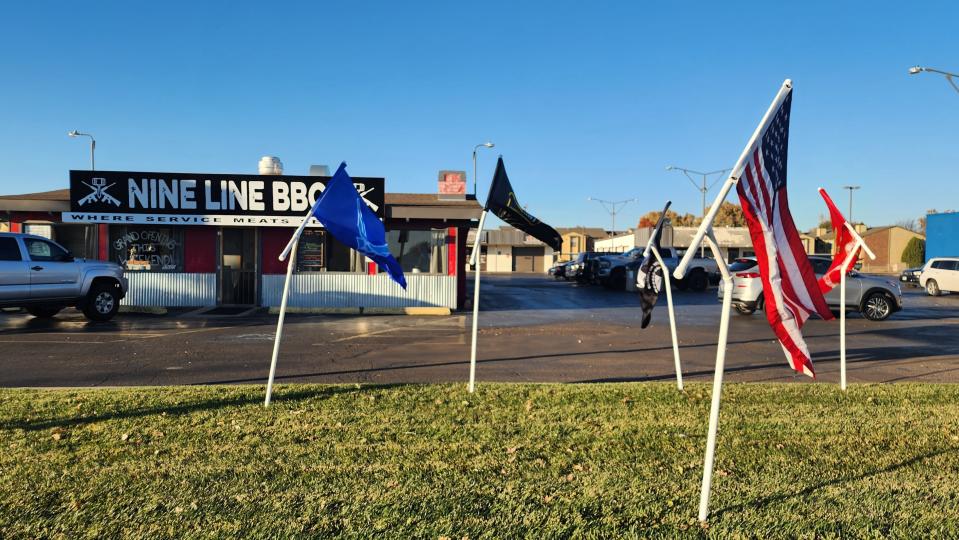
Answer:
220, 228, 257, 305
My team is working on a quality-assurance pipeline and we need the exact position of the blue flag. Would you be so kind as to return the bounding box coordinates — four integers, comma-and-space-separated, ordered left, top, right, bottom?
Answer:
312, 162, 407, 289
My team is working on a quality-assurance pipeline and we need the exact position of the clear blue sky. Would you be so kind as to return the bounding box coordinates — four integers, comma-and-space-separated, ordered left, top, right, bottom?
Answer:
1, 1, 956, 231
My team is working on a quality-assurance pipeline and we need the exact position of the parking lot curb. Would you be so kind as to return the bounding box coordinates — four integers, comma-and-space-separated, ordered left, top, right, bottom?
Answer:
265, 306, 450, 316
119, 306, 168, 315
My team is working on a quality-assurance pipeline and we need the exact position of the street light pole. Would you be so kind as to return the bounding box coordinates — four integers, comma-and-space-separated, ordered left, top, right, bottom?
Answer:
472, 141, 495, 196
665, 165, 731, 217
843, 185, 860, 225
68, 130, 96, 170
587, 197, 637, 239
909, 65, 959, 95
665, 165, 731, 256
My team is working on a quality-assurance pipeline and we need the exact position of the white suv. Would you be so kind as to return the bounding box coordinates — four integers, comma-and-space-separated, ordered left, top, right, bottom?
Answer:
919, 257, 959, 296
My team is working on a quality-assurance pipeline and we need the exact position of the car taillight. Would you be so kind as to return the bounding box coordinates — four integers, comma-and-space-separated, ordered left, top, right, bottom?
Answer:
736, 272, 760, 278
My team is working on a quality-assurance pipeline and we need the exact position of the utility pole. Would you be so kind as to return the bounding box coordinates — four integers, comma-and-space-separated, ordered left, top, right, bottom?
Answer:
666, 166, 731, 256
843, 185, 860, 225
587, 197, 637, 239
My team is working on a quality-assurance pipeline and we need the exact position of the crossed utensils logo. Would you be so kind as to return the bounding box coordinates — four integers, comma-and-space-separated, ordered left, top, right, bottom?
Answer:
78, 177, 121, 207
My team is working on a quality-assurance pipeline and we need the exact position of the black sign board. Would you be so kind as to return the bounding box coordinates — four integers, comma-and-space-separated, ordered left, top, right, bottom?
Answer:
64, 170, 385, 227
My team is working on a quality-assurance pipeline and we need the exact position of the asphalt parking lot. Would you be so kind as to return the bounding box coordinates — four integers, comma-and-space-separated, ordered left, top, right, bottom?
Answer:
1, 274, 957, 387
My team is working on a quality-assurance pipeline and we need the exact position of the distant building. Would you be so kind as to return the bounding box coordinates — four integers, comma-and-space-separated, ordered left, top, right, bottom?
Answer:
632, 226, 754, 261
805, 223, 868, 256
860, 225, 925, 274
593, 231, 636, 253
468, 226, 555, 273
926, 212, 959, 261
554, 227, 608, 262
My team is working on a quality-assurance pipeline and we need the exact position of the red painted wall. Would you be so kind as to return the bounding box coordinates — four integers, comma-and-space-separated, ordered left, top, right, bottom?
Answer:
261, 228, 295, 274
97, 224, 109, 260
447, 227, 457, 276
183, 227, 217, 273
457, 225, 468, 308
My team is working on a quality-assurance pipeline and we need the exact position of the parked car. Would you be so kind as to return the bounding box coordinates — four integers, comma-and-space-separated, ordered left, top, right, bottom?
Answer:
719, 256, 902, 321
919, 257, 959, 296
600, 247, 720, 292
899, 266, 923, 286
548, 261, 571, 280
0, 232, 128, 321
566, 251, 605, 283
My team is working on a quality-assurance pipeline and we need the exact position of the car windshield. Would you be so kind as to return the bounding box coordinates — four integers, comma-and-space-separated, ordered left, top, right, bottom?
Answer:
728, 258, 756, 272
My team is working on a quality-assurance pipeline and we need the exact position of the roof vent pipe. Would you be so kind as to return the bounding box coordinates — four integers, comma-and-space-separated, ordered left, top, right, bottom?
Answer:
258, 156, 283, 175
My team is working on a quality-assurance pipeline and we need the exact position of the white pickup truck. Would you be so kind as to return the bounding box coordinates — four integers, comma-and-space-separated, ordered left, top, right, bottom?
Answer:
596, 247, 719, 291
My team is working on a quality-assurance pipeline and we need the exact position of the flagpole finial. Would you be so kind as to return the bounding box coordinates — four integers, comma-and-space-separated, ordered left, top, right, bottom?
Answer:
784, 78, 793, 88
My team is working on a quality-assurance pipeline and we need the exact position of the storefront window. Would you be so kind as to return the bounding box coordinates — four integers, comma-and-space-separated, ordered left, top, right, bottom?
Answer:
53, 224, 98, 260
110, 226, 184, 272
386, 229, 448, 274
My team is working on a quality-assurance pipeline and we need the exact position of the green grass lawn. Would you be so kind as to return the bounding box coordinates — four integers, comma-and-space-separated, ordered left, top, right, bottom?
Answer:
1, 383, 958, 539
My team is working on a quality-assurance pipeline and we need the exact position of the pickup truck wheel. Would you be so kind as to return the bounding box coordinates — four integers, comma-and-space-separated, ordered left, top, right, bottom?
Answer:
83, 283, 120, 322
735, 305, 755, 315
688, 270, 708, 292
26, 306, 62, 318
610, 269, 627, 290
862, 292, 893, 321
925, 279, 940, 296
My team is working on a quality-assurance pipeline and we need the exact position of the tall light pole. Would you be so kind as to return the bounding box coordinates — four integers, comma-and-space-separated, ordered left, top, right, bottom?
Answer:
909, 65, 959, 95
843, 185, 860, 225
587, 197, 637, 238
665, 165, 731, 218
472, 141, 495, 196
68, 130, 96, 170
666, 165, 730, 256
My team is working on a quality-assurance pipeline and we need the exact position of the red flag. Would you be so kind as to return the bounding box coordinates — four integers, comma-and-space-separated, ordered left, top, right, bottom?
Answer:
817, 188, 860, 294
735, 88, 834, 377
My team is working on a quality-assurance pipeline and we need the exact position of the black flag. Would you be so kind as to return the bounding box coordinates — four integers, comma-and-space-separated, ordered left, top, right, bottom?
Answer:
484, 157, 563, 251
637, 201, 671, 329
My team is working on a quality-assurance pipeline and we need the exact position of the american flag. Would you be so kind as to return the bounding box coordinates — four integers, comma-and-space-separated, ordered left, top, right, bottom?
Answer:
735, 89, 834, 377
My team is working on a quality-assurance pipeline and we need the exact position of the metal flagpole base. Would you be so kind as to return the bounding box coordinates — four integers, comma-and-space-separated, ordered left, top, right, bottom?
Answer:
840, 266, 847, 391
837, 225, 876, 392
265, 241, 298, 406
467, 211, 489, 393
697, 231, 733, 522
651, 245, 683, 391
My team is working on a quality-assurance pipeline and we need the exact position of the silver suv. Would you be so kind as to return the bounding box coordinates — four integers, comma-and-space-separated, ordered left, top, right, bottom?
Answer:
0, 232, 128, 321
719, 255, 903, 321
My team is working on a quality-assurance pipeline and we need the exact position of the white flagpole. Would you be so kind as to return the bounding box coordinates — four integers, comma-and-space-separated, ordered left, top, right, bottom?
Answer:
650, 244, 683, 390
467, 210, 489, 393
280, 203, 320, 262
698, 230, 733, 522
666, 80, 793, 522
265, 239, 298, 406
839, 221, 876, 391
674, 79, 793, 281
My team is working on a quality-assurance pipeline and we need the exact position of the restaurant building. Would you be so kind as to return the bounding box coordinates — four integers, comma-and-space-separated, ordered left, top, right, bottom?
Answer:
0, 166, 481, 310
